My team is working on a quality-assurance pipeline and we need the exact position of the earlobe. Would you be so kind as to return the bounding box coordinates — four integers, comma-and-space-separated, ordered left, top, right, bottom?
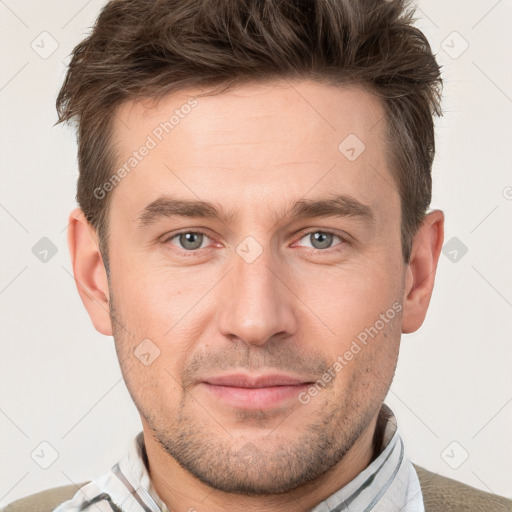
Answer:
401, 209, 445, 334
67, 207, 113, 336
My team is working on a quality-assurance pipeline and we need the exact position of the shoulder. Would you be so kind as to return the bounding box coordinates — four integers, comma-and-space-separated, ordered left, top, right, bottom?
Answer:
2, 469, 511, 512
413, 464, 512, 512
0, 482, 90, 512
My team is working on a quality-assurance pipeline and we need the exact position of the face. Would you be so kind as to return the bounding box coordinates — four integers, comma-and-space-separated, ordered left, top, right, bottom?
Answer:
103, 80, 406, 494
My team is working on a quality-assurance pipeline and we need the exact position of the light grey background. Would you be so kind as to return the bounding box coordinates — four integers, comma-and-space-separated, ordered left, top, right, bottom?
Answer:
1, 0, 511, 506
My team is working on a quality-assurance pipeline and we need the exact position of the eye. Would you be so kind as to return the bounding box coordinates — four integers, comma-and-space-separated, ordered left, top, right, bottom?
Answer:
165, 231, 211, 251
294, 230, 345, 251
162, 229, 347, 255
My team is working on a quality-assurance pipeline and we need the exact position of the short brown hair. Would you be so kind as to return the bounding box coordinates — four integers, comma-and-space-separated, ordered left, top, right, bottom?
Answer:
56, 0, 442, 272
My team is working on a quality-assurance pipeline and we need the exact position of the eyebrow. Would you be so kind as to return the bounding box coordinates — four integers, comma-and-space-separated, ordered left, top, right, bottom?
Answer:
136, 193, 375, 228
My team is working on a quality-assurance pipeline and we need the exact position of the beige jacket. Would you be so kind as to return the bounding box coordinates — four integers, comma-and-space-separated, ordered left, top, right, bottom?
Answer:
2, 465, 511, 512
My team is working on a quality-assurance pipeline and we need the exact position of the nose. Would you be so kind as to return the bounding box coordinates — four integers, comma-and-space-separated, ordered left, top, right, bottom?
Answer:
217, 246, 298, 346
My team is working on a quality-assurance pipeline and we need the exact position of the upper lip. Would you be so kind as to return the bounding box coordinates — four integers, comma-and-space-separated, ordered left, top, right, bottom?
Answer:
202, 373, 313, 388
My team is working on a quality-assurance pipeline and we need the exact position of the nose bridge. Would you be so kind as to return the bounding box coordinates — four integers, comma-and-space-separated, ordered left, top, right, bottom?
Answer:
217, 241, 297, 346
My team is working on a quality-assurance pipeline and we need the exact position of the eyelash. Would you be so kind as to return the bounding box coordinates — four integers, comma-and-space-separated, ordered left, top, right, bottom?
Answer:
162, 229, 348, 256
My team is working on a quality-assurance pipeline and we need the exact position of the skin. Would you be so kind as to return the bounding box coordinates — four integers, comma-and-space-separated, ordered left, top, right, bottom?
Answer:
68, 80, 444, 512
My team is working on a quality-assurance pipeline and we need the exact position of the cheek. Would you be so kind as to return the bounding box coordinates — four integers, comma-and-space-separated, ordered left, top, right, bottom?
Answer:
296, 260, 399, 339
110, 257, 200, 336
328, 313, 401, 411
111, 309, 188, 419
109, 266, 205, 385
295, 260, 402, 391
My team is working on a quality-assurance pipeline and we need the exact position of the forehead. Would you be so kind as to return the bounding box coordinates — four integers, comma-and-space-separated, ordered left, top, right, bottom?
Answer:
109, 79, 398, 227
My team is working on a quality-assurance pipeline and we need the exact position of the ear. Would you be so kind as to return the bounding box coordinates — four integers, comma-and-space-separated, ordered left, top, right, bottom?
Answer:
67, 207, 112, 336
401, 209, 444, 334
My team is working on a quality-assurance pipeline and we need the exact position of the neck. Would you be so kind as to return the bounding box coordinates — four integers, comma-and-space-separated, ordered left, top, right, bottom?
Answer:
144, 411, 381, 512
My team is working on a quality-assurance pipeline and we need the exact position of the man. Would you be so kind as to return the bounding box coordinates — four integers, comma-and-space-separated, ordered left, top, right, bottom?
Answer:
3, 0, 510, 511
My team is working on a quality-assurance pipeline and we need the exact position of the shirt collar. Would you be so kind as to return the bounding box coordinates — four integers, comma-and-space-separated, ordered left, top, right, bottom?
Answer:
55, 403, 424, 512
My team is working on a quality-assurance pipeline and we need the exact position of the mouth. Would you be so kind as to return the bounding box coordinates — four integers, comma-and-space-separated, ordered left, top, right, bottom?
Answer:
200, 373, 313, 410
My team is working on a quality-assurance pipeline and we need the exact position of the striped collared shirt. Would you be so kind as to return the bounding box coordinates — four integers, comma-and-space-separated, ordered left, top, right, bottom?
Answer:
53, 403, 424, 512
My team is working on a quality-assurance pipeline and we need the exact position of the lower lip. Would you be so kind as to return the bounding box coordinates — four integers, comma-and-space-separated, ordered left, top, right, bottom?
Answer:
201, 383, 311, 409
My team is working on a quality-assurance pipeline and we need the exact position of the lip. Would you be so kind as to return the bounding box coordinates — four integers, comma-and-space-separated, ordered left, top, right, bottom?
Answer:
200, 373, 313, 410
202, 373, 311, 388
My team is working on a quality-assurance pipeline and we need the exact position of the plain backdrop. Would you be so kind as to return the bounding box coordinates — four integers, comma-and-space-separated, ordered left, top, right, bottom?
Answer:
1, 0, 511, 506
